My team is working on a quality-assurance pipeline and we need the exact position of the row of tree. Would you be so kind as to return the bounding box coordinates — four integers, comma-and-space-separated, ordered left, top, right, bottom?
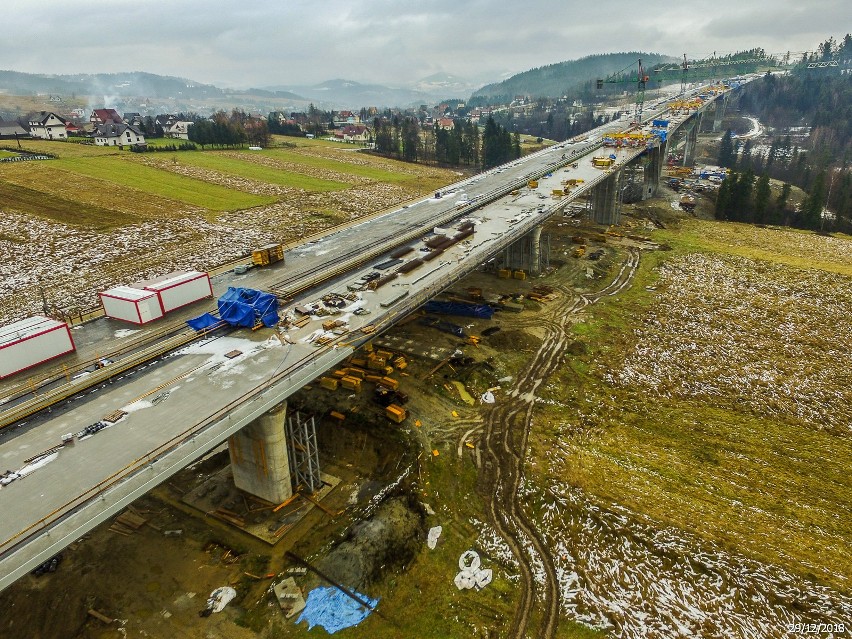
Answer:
371, 116, 521, 168
714, 34, 852, 231
714, 167, 851, 233
187, 110, 270, 149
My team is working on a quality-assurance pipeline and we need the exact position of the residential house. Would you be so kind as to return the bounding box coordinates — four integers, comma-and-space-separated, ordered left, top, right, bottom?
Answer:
123, 112, 144, 127
333, 110, 359, 127
164, 121, 193, 140
90, 108, 123, 126
93, 123, 146, 147
0, 120, 29, 140
154, 114, 179, 135
65, 122, 82, 136
28, 112, 68, 140
436, 117, 455, 131
340, 124, 370, 143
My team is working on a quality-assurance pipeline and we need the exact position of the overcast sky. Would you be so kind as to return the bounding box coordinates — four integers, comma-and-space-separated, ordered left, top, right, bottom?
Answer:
4, 0, 849, 88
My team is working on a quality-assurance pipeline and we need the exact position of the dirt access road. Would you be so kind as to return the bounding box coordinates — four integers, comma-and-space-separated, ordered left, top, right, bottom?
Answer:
478, 249, 640, 639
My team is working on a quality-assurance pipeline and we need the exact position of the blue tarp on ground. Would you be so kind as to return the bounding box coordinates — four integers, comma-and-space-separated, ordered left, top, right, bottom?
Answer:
187, 287, 279, 331
186, 313, 220, 331
297, 586, 379, 634
423, 300, 494, 320
218, 287, 279, 327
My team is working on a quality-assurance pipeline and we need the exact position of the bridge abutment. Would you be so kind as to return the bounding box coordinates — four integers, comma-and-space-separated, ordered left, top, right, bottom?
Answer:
228, 401, 293, 504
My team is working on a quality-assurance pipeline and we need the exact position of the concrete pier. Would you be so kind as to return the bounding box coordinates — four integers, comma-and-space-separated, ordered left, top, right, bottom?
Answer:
503, 225, 544, 275
643, 143, 666, 199
228, 402, 292, 504
682, 117, 701, 167
592, 170, 620, 225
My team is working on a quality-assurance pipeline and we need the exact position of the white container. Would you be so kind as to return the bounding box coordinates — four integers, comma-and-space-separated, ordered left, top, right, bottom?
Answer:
0, 316, 76, 379
140, 271, 213, 313
99, 286, 164, 324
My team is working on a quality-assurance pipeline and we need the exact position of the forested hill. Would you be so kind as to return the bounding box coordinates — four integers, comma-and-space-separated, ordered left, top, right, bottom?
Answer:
470, 52, 674, 104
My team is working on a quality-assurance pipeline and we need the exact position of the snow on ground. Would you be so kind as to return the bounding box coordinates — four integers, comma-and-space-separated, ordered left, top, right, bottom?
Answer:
529, 482, 852, 638
609, 251, 852, 433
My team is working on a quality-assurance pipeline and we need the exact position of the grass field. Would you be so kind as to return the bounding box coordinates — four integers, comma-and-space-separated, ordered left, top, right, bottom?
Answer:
54, 156, 275, 211
159, 151, 350, 192
530, 219, 852, 594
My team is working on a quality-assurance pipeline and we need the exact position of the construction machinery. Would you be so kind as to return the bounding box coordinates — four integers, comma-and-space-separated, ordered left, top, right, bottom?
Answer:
679, 194, 696, 212
592, 156, 615, 169
252, 243, 285, 267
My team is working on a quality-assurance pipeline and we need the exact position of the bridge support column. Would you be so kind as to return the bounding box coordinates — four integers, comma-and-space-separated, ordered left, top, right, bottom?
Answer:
592, 170, 620, 225
712, 96, 727, 133
228, 402, 293, 504
683, 121, 699, 167
503, 225, 544, 275
643, 142, 666, 199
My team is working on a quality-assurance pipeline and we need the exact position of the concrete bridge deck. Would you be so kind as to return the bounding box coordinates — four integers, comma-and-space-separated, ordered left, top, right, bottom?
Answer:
0, 79, 748, 591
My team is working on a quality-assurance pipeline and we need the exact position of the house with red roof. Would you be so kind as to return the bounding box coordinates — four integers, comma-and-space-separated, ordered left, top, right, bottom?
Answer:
90, 108, 123, 126
340, 124, 370, 143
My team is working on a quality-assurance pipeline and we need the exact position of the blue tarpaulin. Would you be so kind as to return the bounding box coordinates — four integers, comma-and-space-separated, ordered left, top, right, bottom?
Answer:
218, 287, 279, 327
423, 301, 494, 320
297, 586, 379, 634
187, 287, 279, 331
186, 313, 221, 331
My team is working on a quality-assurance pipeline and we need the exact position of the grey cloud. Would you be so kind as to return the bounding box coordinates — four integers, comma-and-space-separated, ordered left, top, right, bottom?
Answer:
2, 0, 848, 89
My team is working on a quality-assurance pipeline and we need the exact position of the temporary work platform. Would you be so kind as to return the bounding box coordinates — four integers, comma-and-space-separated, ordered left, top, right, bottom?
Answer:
139, 271, 213, 314
0, 316, 76, 378
99, 286, 164, 324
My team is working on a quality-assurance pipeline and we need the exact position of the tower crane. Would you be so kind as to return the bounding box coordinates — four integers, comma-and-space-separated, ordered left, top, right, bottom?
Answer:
596, 58, 650, 124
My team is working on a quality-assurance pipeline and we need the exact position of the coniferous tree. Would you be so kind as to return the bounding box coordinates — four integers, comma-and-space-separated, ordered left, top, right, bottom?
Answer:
718, 129, 736, 167
754, 174, 771, 223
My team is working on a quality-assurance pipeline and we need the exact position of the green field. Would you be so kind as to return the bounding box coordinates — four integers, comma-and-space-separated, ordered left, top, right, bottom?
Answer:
2, 138, 457, 231
531, 219, 852, 593
262, 146, 421, 185
53, 156, 274, 211
168, 151, 350, 192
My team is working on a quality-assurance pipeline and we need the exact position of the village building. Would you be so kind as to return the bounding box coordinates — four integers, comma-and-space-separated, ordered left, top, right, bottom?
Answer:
28, 112, 68, 140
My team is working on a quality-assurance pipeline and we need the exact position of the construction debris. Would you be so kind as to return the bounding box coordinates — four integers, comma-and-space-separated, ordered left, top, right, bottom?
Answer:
273, 577, 306, 618
454, 550, 493, 591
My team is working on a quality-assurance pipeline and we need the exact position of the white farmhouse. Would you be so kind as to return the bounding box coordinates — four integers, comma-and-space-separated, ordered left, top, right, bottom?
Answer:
93, 123, 146, 147
165, 121, 194, 140
28, 112, 68, 140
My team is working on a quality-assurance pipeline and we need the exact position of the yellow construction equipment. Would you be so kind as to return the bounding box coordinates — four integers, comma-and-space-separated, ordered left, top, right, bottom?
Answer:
251, 243, 284, 267
592, 156, 615, 168
527, 179, 539, 188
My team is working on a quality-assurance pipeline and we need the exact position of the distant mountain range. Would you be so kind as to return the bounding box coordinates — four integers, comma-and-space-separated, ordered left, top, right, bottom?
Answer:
0, 70, 225, 101
0, 54, 682, 113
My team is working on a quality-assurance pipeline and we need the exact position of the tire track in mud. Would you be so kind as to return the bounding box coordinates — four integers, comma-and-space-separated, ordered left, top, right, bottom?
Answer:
478, 249, 640, 639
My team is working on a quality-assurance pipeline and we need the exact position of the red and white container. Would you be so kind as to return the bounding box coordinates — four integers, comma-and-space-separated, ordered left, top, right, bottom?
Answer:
99, 286, 164, 325
139, 270, 213, 314
0, 316, 76, 379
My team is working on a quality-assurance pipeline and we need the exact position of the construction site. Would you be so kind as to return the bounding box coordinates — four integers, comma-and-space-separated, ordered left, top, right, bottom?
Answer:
3, 86, 851, 639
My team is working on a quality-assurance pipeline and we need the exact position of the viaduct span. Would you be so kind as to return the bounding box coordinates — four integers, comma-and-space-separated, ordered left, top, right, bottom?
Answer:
0, 79, 747, 591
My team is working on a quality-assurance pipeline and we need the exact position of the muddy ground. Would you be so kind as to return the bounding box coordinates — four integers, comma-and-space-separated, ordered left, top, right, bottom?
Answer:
0, 209, 628, 639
